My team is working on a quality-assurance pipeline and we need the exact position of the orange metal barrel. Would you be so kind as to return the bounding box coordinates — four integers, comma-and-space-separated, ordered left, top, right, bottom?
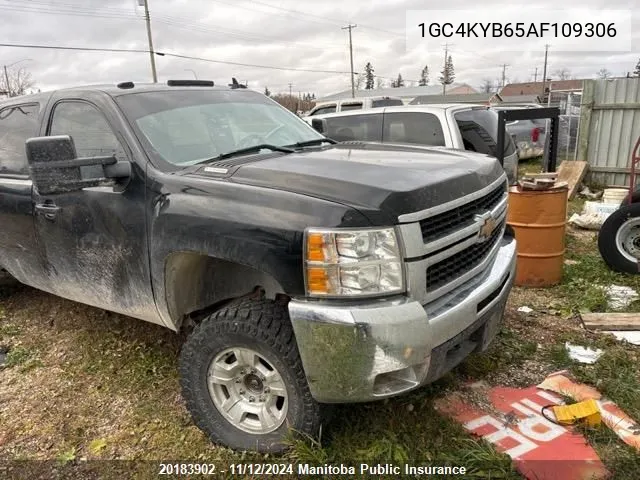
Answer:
506, 186, 568, 287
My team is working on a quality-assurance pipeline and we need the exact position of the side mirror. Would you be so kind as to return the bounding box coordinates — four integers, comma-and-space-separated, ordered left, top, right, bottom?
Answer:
26, 135, 131, 195
311, 118, 328, 134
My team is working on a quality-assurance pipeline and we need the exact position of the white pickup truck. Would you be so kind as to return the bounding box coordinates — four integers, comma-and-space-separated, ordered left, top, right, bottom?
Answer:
305, 96, 404, 117
304, 104, 519, 184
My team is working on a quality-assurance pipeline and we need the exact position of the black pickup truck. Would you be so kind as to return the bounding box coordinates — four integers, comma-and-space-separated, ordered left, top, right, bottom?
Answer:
0, 81, 516, 452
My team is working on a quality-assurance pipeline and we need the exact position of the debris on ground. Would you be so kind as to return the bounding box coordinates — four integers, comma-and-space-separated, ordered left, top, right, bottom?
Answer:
564, 259, 580, 266
568, 212, 603, 230
579, 186, 603, 200
549, 398, 602, 426
557, 161, 589, 200
604, 285, 639, 310
538, 371, 640, 452
565, 342, 604, 364
435, 382, 609, 480
517, 306, 533, 314
568, 202, 619, 230
582, 312, 640, 330
605, 331, 640, 345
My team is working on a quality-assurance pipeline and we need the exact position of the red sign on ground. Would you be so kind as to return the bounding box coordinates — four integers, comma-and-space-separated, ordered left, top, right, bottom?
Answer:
435, 383, 609, 480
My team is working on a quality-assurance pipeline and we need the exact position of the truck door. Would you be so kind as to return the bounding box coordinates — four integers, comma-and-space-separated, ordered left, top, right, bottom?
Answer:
0, 101, 48, 289
30, 98, 159, 324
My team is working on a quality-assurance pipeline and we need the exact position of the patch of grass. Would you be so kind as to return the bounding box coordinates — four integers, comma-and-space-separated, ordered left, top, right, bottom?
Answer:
4, 345, 42, 371
559, 231, 640, 314
0, 323, 21, 337
517, 157, 543, 176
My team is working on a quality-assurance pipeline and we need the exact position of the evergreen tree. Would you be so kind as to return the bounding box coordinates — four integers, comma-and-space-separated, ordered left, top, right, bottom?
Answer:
419, 65, 429, 86
264, 86, 271, 97
364, 62, 375, 89
392, 73, 405, 88
439, 55, 455, 88
634, 58, 640, 77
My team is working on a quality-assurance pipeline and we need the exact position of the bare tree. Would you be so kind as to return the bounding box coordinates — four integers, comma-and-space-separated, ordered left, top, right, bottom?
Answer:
375, 76, 385, 89
0, 66, 35, 97
479, 78, 494, 93
354, 73, 364, 90
633, 58, 640, 77
597, 68, 612, 79
553, 68, 571, 80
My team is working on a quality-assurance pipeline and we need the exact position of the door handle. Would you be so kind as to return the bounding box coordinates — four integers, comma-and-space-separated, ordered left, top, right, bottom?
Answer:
35, 202, 60, 220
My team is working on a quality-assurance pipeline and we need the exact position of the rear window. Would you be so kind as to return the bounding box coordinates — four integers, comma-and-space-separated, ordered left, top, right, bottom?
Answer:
310, 105, 336, 115
454, 109, 516, 158
382, 112, 445, 146
324, 114, 382, 142
340, 103, 362, 111
371, 98, 404, 108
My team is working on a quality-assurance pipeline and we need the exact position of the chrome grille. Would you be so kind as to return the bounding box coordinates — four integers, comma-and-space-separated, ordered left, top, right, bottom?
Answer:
419, 182, 505, 242
426, 221, 504, 292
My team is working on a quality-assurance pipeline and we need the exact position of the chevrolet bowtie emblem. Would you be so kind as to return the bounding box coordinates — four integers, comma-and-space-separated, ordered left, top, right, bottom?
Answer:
477, 214, 497, 241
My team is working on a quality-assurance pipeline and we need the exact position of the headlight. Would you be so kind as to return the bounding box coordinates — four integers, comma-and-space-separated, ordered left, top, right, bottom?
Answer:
304, 227, 404, 297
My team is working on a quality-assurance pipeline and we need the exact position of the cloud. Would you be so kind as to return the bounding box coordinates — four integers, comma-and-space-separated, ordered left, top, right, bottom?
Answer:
0, 0, 637, 96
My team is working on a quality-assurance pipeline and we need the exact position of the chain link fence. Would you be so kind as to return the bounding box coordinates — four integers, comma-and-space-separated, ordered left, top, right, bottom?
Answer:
547, 89, 582, 161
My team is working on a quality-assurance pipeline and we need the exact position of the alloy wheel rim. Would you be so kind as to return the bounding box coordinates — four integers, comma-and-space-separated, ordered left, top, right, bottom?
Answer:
207, 347, 288, 434
615, 217, 640, 263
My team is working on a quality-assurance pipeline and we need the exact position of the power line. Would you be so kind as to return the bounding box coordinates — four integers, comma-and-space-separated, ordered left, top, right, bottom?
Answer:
0, 0, 349, 53
0, 42, 354, 74
243, 0, 404, 37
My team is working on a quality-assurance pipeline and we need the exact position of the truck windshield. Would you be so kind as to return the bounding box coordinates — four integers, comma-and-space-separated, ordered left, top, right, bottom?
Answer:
116, 90, 324, 168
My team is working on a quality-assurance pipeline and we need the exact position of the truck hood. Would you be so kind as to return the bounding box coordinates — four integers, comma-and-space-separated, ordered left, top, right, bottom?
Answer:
198, 143, 505, 223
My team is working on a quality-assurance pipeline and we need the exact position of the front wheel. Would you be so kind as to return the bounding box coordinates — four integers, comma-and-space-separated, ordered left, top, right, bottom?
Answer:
179, 298, 322, 452
598, 202, 640, 273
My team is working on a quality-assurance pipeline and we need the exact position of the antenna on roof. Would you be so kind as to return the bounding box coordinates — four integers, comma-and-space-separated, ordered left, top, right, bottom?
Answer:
229, 77, 247, 89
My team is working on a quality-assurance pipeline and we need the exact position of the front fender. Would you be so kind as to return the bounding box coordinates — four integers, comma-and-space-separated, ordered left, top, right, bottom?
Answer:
147, 174, 372, 329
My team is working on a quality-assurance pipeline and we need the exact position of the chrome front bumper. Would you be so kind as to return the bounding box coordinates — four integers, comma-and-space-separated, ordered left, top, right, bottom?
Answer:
288, 235, 516, 403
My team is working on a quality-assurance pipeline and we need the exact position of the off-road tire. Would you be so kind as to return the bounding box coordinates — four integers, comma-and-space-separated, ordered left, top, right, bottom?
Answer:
598, 202, 640, 273
179, 297, 322, 452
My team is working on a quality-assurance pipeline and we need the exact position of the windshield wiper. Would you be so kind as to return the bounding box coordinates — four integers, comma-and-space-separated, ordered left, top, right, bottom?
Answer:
288, 138, 337, 148
195, 144, 295, 164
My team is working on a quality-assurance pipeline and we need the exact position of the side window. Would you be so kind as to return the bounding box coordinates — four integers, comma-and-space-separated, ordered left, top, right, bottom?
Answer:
49, 102, 126, 159
454, 109, 516, 158
382, 112, 445, 146
311, 105, 337, 116
340, 103, 362, 112
325, 114, 382, 142
0, 103, 40, 175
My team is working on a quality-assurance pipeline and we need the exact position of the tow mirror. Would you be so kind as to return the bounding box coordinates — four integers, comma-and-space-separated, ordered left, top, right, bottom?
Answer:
311, 118, 328, 134
25, 135, 131, 195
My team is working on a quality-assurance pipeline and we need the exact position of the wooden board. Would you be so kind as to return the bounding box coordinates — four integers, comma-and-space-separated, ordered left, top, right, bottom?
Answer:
581, 313, 640, 331
556, 161, 589, 200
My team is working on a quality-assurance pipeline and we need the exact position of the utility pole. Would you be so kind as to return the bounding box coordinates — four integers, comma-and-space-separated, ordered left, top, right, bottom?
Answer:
3, 65, 10, 97
541, 44, 550, 101
342, 24, 357, 98
442, 43, 452, 94
501, 63, 509, 88
141, 0, 158, 83
288, 83, 293, 97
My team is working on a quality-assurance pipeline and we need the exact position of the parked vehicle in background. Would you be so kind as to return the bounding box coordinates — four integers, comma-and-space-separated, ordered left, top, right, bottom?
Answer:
491, 105, 547, 160
305, 104, 519, 184
306, 96, 404, 116
0, 82, 516, 453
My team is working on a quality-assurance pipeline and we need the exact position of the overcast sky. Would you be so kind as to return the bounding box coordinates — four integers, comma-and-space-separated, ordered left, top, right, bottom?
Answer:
0, 0, 638, 97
